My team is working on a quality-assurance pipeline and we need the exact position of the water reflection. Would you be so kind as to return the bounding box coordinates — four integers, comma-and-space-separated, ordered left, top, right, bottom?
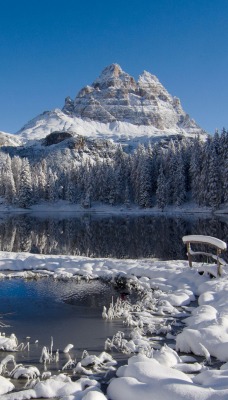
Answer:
0, 213, 227, 261
0, 278, 130, 375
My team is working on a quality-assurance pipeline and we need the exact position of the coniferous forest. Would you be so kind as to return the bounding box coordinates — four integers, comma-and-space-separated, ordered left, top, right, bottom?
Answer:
0, 129, 227, 211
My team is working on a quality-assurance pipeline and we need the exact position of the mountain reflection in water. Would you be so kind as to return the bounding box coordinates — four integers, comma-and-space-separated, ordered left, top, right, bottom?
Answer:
0, 213, 227, 261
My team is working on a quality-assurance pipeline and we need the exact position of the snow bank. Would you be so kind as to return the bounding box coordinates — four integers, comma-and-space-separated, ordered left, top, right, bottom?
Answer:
1, 250, 228, 399
107, 353, 228, 400
0, 376, 14, 395
176, 278, 228, 361
0, 375, 103, 400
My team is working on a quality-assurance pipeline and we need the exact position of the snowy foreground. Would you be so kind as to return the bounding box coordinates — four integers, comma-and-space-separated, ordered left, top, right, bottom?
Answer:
0, 252, 228, 399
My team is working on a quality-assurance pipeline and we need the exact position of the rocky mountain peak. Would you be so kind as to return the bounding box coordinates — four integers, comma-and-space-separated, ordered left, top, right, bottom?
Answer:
138, 70, 160, 84
96, 63, 123, 79
16, 64, 205, 144
64, 64, 202, 132
92, 63, 136, 90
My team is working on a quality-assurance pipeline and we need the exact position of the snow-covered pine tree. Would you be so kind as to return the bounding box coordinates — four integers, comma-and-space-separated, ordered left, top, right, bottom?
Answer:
124, 185, 131, 208
138, 150, 152, 208
219, 128, 228, 204
149, 145, 160, 197
190, 136, 203, 204
130, 144, 146, 205
38, 160, 47, 199
66, 171, 75, 203
223, 151, 228, 203
114, 145, 128, 204
165, 140, 177, 204
207, 143, 222, 210
2, 155, 16, 204
105, 164, 117, 206
96, 161, 110, 204
173, 151, 186, 206
47, 168, 58, 202
18, 158, 33, 208
180, 139, 191, 192
198, 136, 212, 206
80, 161, 93, 208
11, 156, 22, 197
31, 171, 39, 204
156, 163, 168, 211
57, 171, 67, 200
213, 129, 220, 154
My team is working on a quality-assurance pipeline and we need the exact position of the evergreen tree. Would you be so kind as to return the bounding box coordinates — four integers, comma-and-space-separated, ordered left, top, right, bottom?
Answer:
156, 164, 168, 211
37, 160, 47, 199
131, 144, 146, 205
220, 129, 228, 203
66, 174, 76, 203
114, 145, 128, 204
138, 152, 152, 208
208, 144, 222, 210
11, 156, 22, 194
2, 155, 16, 204
173, 152, 186, 206
223, 154, 228, 203
190, 136, 202, 204
124, 185, 131, 208
165, 141, 177, 204
198, 136, 212, 206
18, 158, 33, 208
47, 168, 58, 202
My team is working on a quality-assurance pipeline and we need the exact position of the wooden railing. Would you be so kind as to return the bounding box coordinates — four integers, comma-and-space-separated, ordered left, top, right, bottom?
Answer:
182, 235, 227, 276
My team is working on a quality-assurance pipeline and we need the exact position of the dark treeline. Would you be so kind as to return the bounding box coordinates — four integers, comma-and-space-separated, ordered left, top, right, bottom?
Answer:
0, 129, 227, 210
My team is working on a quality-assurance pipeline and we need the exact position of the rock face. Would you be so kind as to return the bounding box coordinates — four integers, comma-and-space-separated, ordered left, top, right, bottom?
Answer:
16, 64, 205, 145
43, 131, 73, 146
63, 64, 201, 132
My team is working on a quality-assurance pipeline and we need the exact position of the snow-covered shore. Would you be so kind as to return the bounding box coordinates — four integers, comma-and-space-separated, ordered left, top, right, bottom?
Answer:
0, 251, 228, 399
0, 199, 227, 215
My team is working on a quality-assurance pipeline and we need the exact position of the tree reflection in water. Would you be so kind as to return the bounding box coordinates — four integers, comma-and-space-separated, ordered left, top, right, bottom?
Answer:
0, 213, 227, 261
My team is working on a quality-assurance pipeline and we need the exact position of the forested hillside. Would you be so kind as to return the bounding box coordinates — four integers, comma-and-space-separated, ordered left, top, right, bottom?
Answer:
0, 129, 227, 211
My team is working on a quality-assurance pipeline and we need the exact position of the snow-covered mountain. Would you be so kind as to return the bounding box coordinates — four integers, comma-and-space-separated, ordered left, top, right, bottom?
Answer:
0, 131, 22, 147
15, 64, 206, 147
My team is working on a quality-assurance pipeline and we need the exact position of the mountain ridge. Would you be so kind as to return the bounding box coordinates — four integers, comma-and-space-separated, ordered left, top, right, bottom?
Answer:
64, 63, 202, 129
14, 64, 206, 147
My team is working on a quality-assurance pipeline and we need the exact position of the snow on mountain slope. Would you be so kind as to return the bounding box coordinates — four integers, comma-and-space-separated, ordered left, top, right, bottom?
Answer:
15, 108, 201, 145
0, 131, 22, 146
16, 64, 206, 146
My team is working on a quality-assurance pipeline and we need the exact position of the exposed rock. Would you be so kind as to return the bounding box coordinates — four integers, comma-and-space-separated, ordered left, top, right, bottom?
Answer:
15, 64, 206, 145
63, 96, 74, 114
43, 131, 73, 146
69, 63, 202, 132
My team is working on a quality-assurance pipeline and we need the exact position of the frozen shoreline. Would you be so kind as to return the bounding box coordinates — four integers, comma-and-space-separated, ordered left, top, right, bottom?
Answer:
1, 252, 228, 399
0, 199, 228, 216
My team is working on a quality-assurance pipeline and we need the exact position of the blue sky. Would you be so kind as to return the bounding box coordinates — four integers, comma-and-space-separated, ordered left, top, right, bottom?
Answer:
0, 0, 227, 134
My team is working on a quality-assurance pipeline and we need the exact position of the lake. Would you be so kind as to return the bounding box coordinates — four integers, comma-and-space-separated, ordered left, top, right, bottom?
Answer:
0, 212, 227, 260
0, 277, 133, 393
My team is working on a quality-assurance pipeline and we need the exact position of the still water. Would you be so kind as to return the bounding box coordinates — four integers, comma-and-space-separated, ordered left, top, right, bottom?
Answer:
0, 278, 131, 384
0, 212, 227, 260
